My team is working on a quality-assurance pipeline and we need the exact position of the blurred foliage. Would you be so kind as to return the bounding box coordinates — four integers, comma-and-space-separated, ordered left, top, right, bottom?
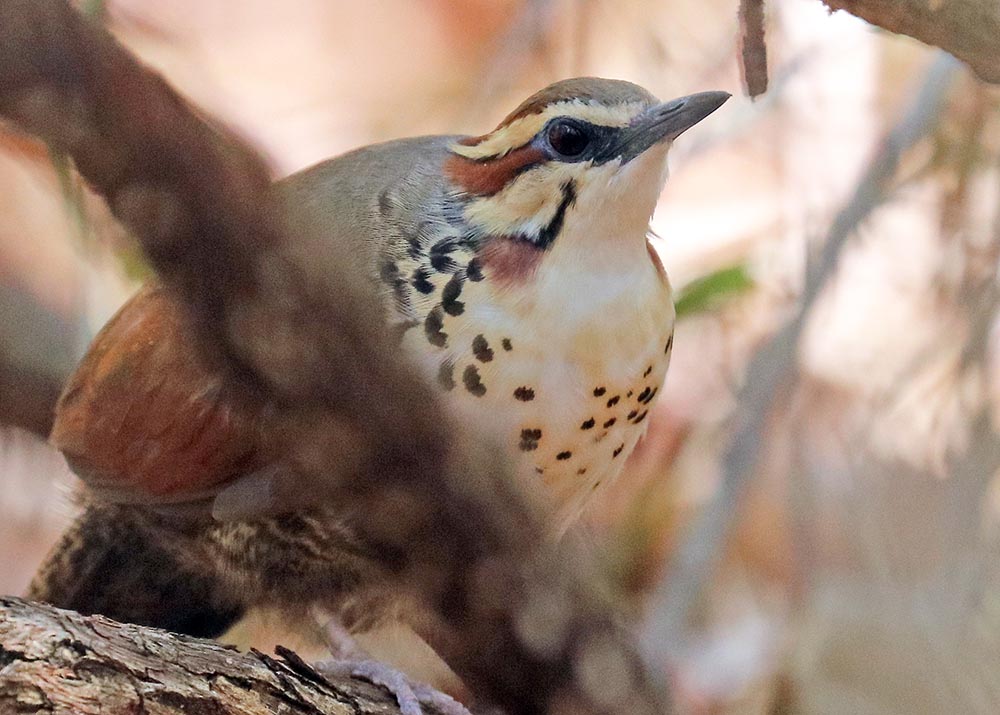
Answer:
48, 149, 91, 244
674, 264, 755, 319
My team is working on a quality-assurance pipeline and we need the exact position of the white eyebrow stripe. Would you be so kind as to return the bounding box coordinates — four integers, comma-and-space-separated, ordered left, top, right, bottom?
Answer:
451, 100, 647, 160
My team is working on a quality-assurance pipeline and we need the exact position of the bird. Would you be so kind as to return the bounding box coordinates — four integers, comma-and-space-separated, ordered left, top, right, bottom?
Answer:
29, 77, 728, 712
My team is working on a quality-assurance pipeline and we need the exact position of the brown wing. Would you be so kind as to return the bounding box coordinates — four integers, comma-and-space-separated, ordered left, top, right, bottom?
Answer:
52, 283, 280, 504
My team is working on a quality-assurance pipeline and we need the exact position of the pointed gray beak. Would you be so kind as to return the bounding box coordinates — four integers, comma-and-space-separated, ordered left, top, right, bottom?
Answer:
598, 90, 730, 164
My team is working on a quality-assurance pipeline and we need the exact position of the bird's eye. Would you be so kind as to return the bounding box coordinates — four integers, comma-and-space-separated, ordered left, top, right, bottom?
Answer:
546, 120, 590, 158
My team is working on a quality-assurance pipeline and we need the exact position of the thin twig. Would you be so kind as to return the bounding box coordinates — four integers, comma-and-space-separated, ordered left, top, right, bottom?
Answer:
737, 0, 768, 98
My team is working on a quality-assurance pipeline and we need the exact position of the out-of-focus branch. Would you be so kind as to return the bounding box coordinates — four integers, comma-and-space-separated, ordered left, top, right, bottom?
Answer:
0, 2, 667, 713
738, 0, 769, 98
822, 0, 1000, 84
0, 596, 416, 715
0, 284, 76, 438
0, 360, 61, 437
642, 53, 961, 660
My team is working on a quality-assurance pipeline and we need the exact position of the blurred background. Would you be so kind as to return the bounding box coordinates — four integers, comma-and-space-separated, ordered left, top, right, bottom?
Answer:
2, 1, 999, 713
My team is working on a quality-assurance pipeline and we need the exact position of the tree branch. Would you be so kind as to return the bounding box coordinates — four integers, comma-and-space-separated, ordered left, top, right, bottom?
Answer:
0, 283, 75, 438
0, 596, 423, 715
822, 0, 1000, 84
738, 0, 769, 98
0, 359, 62, 438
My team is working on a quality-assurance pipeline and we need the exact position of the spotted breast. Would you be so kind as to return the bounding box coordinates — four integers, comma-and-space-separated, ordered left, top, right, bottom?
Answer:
373, 136, 677, 530
283, 77, 720, 532
395, 234, 674, 531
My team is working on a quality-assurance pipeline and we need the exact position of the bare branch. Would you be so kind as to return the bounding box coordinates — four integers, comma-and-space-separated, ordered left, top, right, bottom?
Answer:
0, 360, 61, 438
738, 0, 769, 98
822, 0, 1000, 84
0, 284, 75, 437
0, 595, 423, 714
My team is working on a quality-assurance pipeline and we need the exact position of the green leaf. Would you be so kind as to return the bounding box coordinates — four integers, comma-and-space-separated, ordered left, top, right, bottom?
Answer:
674, 264, 753, 318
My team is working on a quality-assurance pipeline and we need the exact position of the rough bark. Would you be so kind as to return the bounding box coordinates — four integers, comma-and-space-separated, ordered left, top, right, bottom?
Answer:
822, 0, 1000, 84
0, 596, 419, 715
0, 2, 667, 713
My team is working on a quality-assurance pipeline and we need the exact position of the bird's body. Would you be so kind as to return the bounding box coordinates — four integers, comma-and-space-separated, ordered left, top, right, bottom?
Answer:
30, 77, 727, 707
287, 132, 675, 529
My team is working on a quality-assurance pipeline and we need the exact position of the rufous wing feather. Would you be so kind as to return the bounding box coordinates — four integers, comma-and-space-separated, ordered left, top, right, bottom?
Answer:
51, 283, 280, 505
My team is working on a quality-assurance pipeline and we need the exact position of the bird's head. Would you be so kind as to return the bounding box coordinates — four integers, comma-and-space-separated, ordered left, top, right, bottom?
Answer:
445, 77, 729, 276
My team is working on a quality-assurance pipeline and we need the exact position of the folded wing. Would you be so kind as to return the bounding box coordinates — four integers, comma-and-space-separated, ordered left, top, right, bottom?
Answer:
51, 283, 279, 506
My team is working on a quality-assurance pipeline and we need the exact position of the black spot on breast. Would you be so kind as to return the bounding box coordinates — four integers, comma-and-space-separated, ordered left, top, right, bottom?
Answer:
665, 333, 674, 354
412, 267, 435, 294
430, 239, 458, 272
463, 364, 486, 396
472, 334, 494, 362
606, 395, 620, 408
580, 418, 595, 430
577, 467, 587, 475
519, 428, 542, 451
514, 386, 535, 401
556, 451, 572, 461
442, 273, 465, 316
613, 443, 624, 458
639, 386, 658, 405
593, 387, 606, 397
501, 338, 513, 351
438, 361, 455, 390
466, 257, 484, 282
644, 365, 653, 377
432, 255, 457, 273
405, 230, 424, 260
633, 410, 649, 424
424, 306, 447, 347
627, 409, 638, 420
636, 386, 652, 403
603, 417, 616, 428
626, 390, 633, 398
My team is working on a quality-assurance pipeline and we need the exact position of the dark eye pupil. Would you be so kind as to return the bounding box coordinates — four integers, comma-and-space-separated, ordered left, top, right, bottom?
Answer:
548, 121, 589, 157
